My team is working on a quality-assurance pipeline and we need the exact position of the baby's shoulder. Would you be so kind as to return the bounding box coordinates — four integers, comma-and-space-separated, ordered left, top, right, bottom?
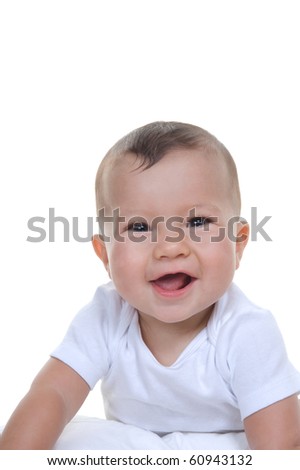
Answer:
74, 281, 135, 335
208, 283, 276, 348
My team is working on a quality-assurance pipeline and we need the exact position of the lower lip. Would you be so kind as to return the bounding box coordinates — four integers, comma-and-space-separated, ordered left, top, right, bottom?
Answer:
150, 278, 196, 298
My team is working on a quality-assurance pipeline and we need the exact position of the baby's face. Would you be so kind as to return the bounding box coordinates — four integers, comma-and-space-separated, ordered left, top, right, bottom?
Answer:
98, 148, 248, 325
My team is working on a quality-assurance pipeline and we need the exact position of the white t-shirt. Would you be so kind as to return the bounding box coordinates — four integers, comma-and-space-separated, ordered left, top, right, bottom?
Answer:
51, 282, 300, 434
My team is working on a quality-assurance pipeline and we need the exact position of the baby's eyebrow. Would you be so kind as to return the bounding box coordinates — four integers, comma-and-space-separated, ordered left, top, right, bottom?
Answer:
188, 204, 222, 214
119, 204, 222, 215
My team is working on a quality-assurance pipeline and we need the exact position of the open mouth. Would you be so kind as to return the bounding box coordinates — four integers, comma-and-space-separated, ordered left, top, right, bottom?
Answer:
151, 272, 194, 292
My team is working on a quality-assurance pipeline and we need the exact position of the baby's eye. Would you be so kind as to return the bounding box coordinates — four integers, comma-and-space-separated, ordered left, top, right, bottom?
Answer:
128, 221, 149, 232
187, 217, 210, 228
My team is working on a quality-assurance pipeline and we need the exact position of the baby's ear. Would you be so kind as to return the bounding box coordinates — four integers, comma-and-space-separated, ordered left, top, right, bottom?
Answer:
235, 220, 249, 269
92, 234, 110, 275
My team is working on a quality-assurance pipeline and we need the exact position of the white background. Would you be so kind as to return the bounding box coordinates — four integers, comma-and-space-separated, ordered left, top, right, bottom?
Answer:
0, 0, 299, 425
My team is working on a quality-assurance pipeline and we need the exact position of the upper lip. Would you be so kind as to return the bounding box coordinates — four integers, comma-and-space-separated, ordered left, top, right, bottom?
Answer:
150, 270, 196, 282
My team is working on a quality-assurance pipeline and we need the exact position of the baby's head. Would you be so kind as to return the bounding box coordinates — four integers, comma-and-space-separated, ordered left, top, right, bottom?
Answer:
95, 121, 241, 219
93, 121, 248, 325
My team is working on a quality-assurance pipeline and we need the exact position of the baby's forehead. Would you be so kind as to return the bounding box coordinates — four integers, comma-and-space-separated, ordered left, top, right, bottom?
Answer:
109, 148, 231, 185
102, 149, 237, 209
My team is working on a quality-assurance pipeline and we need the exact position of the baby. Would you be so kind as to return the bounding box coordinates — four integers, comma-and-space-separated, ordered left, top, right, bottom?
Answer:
1, 121, 300, 450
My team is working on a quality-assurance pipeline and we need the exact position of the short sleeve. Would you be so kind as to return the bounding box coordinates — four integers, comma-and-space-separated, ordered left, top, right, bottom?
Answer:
216, 310, 300, 420
51, 283, 128, 390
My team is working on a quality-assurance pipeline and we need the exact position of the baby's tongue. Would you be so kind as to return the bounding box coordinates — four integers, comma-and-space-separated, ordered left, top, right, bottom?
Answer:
154, 273, 189, 291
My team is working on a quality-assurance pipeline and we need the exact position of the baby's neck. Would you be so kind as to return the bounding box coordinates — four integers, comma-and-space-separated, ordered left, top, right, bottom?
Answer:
138, 308, 213, 367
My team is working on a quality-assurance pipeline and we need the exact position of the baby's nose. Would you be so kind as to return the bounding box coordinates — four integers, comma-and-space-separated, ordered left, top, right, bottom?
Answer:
152, 225, 190, 259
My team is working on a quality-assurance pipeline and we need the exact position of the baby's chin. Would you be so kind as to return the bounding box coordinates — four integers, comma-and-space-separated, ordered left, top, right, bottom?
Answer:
136, 304, 214, 327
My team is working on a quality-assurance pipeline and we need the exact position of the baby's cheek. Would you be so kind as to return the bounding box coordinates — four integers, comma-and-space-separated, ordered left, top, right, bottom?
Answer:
108, 246, 134, 280
208, 237, 236, 268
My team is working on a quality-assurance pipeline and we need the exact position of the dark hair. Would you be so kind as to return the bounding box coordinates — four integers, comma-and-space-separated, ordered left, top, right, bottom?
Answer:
106, 121, 230, 169
96, 121, 241, 214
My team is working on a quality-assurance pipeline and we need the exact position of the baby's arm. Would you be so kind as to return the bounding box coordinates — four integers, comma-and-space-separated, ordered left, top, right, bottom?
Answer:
0, 358, 90, 449
244, 394, 300, 449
